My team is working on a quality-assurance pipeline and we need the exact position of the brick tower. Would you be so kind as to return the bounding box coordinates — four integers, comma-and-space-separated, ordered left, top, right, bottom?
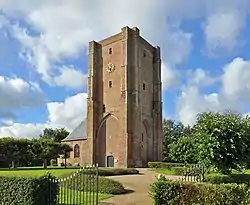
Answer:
86, 26, 163, 168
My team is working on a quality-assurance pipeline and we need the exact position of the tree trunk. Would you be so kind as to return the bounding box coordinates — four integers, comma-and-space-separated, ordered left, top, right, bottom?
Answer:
11, 160, 15, 168
64, 155, 66, 169
43, 159, 47, 169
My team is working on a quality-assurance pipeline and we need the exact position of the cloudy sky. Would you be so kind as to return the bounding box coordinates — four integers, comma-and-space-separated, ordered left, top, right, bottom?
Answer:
0, 0, 250, 138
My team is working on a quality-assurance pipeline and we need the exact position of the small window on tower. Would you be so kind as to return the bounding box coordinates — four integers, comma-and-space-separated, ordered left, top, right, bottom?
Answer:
142, 83, 146, 90
109, 48, 112, 54
141, 133, 144, 142
108, 80, 113, 88
103, 104, 106, 113
143, 50, 146, 57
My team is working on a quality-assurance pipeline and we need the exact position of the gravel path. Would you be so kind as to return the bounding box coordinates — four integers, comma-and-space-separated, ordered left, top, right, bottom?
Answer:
101, 169, 179, 205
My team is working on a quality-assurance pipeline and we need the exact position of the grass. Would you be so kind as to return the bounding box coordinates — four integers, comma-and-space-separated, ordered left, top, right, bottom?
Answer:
0, 166, 140, 178
59, 188, 112, 205
0, 166, 80, 178
153, 168, 174, 175
153, 167, 250, 176
0, 166, 116, 204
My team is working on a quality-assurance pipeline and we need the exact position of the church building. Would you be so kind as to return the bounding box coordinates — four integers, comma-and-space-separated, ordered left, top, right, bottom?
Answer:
61, 26, 163, 168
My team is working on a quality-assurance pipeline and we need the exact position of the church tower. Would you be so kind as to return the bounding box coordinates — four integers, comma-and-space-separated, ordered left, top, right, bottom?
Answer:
86, 26, 163, 168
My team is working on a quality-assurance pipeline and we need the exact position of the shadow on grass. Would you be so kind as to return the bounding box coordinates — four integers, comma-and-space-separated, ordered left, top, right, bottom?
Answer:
124, 189, 135, 194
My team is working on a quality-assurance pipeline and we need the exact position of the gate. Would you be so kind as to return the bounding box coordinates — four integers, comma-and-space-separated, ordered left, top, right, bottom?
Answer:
180, 164, 205, 183
50, 165, 99, 205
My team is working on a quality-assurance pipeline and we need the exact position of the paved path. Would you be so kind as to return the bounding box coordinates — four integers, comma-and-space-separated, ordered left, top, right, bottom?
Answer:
101, 169, 179, 205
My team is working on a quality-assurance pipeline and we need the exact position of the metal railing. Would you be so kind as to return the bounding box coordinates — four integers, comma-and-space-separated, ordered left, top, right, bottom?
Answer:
49, 165, 99, 205
180, 164, 205, 183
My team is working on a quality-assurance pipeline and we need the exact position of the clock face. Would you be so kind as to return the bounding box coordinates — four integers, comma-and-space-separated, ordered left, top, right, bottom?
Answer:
106, 63, 115, 73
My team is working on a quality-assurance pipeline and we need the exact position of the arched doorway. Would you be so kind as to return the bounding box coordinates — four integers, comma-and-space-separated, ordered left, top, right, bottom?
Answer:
96, 114, 120, 167
107, 155, 114, 167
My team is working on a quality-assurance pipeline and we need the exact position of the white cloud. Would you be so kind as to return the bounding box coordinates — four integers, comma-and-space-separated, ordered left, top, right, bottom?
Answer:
0, 92, 87, 138
187, 68, 219, 87
177, 85, 238, 125
149, 0, 250, 53
161, 63, 179, 90
0, 76, 45, 119
221, 58, 250, 103
0, 0, 193, 90
46, 93, 87, 130
1, 0, 250, 136
0, 14, 8, 29
54, 66, 88, 89
177, 58, 250, 125
204, 11, 244, 53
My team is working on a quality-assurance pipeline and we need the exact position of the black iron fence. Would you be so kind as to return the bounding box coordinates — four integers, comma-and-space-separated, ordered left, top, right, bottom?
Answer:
180, 164, 205, 183
49, 165, 99, 205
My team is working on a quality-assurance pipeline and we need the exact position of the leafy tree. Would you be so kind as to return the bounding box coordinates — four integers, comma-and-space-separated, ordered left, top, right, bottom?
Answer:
0, 137, 20, 168
0, 136, 72, 168
40, 128, 69, 142
37, 138, 71, 168
163, 119, 193, 162
168, 135, 199, 164
193, 112, 250, 174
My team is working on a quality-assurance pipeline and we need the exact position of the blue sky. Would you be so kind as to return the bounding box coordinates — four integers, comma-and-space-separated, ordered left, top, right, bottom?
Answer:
0, 0, 250, 138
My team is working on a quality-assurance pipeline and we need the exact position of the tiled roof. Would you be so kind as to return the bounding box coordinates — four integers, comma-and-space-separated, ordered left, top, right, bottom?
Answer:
62, 119, 87, 142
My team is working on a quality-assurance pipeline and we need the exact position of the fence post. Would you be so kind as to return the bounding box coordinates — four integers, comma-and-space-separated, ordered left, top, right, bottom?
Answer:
95, 163, 99, 205
201, 166, 205, 182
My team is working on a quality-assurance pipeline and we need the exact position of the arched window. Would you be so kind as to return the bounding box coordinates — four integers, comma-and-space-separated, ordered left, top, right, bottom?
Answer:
74, 144, 80, 158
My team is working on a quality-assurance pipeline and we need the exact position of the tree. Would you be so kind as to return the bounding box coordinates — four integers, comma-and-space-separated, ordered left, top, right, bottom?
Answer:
168, 135, 199, 164
0, 137, 20, 168
37, 138, 72, 168
40, 128, 69, 142
163, 119, 193, 162
193, 112, 250, 174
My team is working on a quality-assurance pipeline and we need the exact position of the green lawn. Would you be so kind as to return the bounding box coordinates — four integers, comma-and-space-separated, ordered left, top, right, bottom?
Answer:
59, 188, 112, 204
0, 166, 80, 178
153, 168, 250, 176
153, 168, 174, 175
0, 166, 114, 204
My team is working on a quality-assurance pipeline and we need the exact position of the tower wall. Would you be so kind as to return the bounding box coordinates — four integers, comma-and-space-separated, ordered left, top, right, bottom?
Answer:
86, 26, 163, 168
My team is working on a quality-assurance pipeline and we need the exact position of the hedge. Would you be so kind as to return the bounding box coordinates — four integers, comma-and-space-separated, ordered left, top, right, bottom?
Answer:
151, 176, 250, 205
0, 174, 58, 205
68, 175, 126, 195
84, 167, 139, 176
205, 173, 250, 186
148, 162, 195, 169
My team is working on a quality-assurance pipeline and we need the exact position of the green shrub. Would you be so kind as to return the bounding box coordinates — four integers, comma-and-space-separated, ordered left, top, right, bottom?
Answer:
50, 159, 57, 166
98, 177, 126, 194
205, 174, 250, 186
67, 175, 126, 195
83, 167, 139, 176
148, 162, 194, 169
0, 174, 58, 205
151, 178, 250, 205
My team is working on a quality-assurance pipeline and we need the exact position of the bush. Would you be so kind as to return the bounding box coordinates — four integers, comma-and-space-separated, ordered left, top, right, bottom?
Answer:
68, 175, 126, 195
50, 159, 57, 166
83, 167, 139, 176
98, 177, 126, 194
151, 177, 250, 205
205, 174, 250, 186
0, 174, 58, 205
